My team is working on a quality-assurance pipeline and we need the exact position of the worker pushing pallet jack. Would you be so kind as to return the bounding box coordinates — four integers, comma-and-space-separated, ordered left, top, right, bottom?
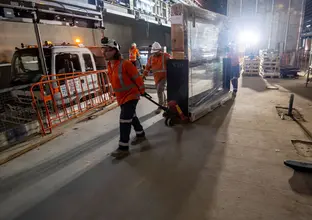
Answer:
102, 37, 187, 158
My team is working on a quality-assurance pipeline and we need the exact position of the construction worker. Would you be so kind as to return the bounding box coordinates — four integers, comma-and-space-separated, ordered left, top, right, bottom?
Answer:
143, 42, 171, 114
129, 43, 140, 67
228, 42, 240, 98
102, 38, 146, 158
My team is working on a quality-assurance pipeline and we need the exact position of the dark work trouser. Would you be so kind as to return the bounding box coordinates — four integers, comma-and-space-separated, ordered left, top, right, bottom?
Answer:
119, 99, 145, 150
231, 65, 240, 93
231, 78, 238, 93
156, 78, 166, 106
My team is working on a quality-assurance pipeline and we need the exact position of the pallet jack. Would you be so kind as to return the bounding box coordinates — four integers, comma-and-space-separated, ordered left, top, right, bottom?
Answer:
142, 93, 188, 127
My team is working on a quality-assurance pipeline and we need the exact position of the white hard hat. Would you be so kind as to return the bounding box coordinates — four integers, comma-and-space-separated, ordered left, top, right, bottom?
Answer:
151, 42, 161, 53
131, 42, 137, 47
102, 38, 120, 51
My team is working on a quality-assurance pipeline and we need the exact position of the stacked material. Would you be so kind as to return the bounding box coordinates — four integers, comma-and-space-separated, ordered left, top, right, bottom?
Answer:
241, 56, 260, 76
259, 50, 280, 78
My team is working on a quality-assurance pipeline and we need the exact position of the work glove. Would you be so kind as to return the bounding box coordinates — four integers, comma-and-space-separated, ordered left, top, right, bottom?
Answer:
140, 92, 148, 97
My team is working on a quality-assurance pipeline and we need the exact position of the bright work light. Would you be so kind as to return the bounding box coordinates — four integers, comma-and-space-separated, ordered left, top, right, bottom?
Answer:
238, 31, 259, 45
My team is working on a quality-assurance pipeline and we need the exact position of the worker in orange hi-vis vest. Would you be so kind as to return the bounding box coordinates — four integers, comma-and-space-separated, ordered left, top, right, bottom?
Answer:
227, 42, 240, 98
129, 43, 140, 67
102, 38, 146, 158
143, 42, 171, 114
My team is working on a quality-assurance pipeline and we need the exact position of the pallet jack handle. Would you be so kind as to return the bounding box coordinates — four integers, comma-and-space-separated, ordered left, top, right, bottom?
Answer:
142, 93, 168, 111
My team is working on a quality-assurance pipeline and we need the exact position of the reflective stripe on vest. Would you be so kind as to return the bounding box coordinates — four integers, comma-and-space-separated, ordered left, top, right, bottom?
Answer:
151, 53, 166, 74
113, 84, 136, 92
131, 73, 140, 81
112, 60, 141, 93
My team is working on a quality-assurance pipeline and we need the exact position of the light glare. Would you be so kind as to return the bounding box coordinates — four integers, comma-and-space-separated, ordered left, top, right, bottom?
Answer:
238, 31, 259, 45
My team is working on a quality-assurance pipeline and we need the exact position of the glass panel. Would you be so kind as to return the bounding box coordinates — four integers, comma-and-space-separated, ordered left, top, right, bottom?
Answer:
187, 17, 226, 108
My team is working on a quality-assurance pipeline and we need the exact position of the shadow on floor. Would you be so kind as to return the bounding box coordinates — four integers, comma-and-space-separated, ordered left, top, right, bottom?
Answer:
0, 110, 156, 203
14, 101, 235, 220
289, 171, 312, 195
241, 76, 267, 92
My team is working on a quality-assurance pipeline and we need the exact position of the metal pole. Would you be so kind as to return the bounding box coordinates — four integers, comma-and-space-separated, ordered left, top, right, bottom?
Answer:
32, 11, 47, 75
309, 40, 312, 67
288, 94, 294, 116
284, 0, 292, 52
276, 12, 281, 52
255, 0, 258, 14
306, 67, 310, 87
240, 0, 243, 17
100, 3, 105, 35
296, 0, 306, 51
268, 0, 275, 49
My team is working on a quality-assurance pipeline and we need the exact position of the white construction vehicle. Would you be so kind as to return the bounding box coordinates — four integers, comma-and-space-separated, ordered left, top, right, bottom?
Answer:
10, 41, 108, 105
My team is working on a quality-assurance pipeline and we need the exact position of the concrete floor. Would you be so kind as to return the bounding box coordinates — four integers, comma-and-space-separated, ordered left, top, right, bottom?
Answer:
1, 77, 312, 220
266, 76, 312, 102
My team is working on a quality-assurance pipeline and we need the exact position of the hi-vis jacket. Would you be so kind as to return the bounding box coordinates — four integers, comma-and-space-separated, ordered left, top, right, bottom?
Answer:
129, 48, 140, 62
143, 52, 170, 84
107, 59, 145, 105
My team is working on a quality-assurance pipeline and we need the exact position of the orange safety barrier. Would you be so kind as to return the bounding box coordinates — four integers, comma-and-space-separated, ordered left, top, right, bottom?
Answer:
30, 70, 116, 135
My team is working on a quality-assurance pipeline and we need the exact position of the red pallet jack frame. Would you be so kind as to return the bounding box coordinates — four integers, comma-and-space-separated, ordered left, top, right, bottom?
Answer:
143, 93, 189, 126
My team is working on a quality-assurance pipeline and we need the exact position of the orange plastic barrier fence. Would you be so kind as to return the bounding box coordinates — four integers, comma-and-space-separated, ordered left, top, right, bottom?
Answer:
30, 70, 115, 135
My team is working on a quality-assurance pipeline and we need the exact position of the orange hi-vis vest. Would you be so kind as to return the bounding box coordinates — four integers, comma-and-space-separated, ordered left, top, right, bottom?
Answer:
144, 52, 170, 84
107, 59, 145, 105
129, 48, 140, 61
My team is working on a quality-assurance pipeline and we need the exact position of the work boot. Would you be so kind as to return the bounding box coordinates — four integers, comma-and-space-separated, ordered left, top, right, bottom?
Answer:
131, 135, 147, 145
155, 107, 162, 114
111, 149, 130, 158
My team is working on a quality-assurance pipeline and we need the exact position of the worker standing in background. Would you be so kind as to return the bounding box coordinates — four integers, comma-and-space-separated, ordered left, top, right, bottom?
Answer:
102, 38, 146, 158
129, 43, 140, 67
227, 42, 240, 98
143, 42, 171, 114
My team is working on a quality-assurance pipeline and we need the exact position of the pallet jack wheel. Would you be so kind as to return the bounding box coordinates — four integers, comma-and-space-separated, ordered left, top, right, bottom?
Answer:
162, 112, 168, 118
165, 117, 174, 127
